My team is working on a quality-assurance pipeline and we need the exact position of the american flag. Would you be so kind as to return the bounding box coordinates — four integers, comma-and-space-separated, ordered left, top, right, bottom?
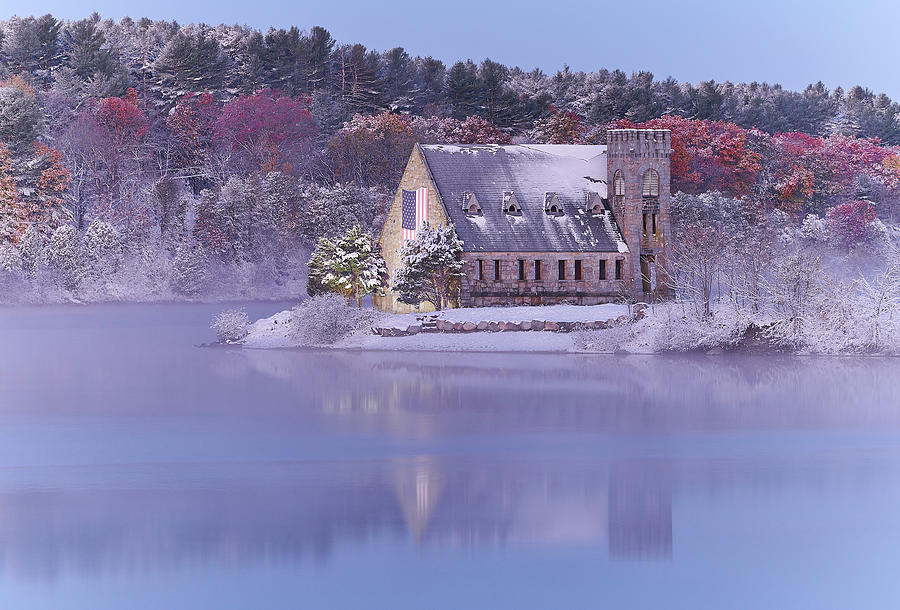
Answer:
401, 187, 428, 242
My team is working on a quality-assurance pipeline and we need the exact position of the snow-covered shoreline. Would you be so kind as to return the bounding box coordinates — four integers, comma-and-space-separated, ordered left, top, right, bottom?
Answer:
238, 300, 900, 356
241, 303, 634, 353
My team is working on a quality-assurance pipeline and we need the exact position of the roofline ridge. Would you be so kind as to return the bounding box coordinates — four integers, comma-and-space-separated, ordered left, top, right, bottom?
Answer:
518, 143, 607, 161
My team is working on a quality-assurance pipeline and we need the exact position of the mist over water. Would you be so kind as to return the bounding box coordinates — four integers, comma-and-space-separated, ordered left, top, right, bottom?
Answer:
1, 303, 899, 609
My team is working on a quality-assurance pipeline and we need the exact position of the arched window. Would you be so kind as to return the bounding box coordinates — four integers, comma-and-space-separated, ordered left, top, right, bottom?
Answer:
642, 169, 660, 197
613, 171, 625, 197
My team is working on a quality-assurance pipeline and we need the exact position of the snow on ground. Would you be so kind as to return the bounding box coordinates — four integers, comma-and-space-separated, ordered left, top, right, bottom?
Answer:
240, 303, 632, 353
376, 303, 630, 327
241, 310, 296, 349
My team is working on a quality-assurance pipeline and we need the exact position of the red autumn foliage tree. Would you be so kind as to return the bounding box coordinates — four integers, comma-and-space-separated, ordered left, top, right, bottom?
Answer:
826, 200, 877, 249
637, 115, 761, 197
440, 115, 511, 144
214, 89, 316, 173
329, 111, 510, 188
529, 106, 584, 144
29, 143, 71, 233
168, 92, 218, 170
328, 112, 418, 188
96, 88, 149, 144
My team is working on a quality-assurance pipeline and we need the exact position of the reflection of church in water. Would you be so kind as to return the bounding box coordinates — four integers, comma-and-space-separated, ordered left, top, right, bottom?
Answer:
0, 456, 672, 577
390, 455, 672, 559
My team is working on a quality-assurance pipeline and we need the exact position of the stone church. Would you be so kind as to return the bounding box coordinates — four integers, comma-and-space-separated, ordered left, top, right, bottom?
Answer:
374, 129, 672, 313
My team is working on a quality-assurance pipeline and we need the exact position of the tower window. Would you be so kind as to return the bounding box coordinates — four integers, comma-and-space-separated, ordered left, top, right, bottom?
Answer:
494, 260, 502, 281
614, 170, 625, 197
642, 169, 660, 197
574, 260, 583, 281
652, 213, 658, 237
643, 213, 648, 237
518, 259, 526, 280
599, 259, 606, 280
558, 260, 567, 280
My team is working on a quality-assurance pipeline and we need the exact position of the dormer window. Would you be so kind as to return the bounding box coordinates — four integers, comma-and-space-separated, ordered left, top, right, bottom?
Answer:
585, 192, 605, 214
503, 191, 522, 215
544, 192, 563, 216
462, 192, 481, 215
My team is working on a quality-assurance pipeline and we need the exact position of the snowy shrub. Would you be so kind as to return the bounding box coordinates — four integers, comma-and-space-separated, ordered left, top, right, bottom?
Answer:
867, 218, 890, 247
800, 214, 829, 243
290, 294, 379, 345
45, 225, 87, 291
826, 200, 876, 250
82, 220, 122, 275
0, 244, 21, 272
652, 306, 746, 352
211, 308, 250, 343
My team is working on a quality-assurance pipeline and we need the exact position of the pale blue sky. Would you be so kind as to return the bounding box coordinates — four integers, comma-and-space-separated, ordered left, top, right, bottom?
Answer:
4, 0, 899, 98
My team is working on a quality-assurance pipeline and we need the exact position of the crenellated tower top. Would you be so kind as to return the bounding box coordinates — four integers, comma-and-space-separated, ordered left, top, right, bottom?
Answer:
606, 129, 671, 160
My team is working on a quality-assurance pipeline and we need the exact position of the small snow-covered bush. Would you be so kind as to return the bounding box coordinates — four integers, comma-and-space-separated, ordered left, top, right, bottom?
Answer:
211, 308, 250, 343
290, 294, 379, 345
0, 245, 22, 272
800, 213, 829, 243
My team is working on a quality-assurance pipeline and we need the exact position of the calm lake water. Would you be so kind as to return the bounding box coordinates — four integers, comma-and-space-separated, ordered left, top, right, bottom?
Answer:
1, 303, 900, 609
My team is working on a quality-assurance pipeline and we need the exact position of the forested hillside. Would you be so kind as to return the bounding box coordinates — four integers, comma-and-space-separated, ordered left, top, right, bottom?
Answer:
1, 13, 900, 310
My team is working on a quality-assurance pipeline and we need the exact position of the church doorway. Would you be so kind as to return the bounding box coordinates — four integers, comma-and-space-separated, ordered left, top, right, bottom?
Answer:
640, 255, 655, 294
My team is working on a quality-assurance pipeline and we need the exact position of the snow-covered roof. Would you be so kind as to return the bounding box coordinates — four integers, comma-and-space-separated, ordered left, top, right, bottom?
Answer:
419, 144, 624, 253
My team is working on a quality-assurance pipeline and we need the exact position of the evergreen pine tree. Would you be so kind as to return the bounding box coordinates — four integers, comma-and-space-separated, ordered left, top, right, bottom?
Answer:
45, 224, 86, 291
0, 143, 23, 243
18, 222, 43, 279
446, 60, 479, 119
153, 29, 229, 100
306, 225, 386, 306
171, 240, 208, 297
392, 224, 464, 310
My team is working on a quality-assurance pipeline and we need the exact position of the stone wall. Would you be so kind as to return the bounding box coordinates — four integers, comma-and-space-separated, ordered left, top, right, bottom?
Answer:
459, 251, 627, 306
374, 144, 448, 313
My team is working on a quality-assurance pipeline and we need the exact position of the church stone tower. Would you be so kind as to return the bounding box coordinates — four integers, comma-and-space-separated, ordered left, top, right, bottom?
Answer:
606, 129, 672, 299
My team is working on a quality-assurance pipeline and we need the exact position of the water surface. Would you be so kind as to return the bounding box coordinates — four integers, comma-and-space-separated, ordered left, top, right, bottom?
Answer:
1, 303, 899, 609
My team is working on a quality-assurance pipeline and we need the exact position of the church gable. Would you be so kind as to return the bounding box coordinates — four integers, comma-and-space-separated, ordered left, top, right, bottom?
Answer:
376, 145, 449, 312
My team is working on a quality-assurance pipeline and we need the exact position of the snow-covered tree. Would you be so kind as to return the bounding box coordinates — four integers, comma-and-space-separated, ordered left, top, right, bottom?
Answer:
0, 143, 23, 243
18, 222, 43, 278
0, 75, 44, 152
766, 251, 823, 344
306, 225, 386, 307
392, 223, 463, 310
0, 244, 22, 272
82, 219, 121, 276
171, 240, 208, 296
45, 224, 86, 291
